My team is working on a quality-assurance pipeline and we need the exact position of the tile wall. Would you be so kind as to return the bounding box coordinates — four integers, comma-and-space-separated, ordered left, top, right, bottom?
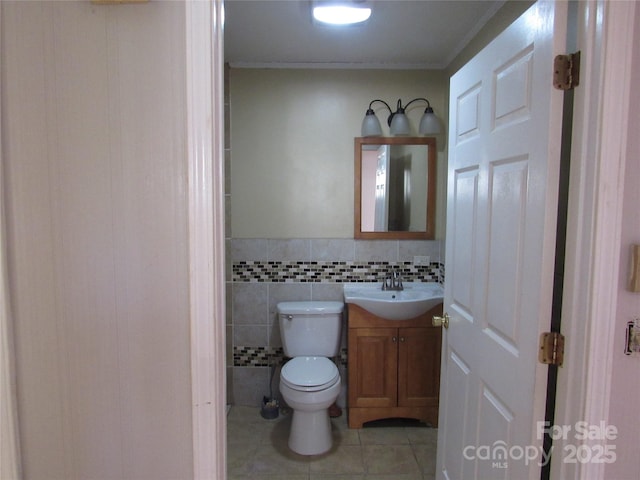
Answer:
227, 238, 444, 407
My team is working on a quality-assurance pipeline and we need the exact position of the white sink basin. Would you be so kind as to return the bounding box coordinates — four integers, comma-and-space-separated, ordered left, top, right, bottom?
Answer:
343, 282, 444, 321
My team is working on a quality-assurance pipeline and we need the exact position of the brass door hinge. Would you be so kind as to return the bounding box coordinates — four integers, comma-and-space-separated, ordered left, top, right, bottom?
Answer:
539, 332, 565, 366
553, 52, 581, 90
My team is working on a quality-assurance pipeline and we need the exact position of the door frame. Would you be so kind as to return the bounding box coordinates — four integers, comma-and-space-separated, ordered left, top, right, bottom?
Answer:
186, 0, 226, 479
551, 1, 635, 479
187, 1, 636, 479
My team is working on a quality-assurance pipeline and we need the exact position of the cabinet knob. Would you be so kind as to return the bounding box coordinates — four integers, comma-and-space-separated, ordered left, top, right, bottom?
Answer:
432, 313, 450, 329
400, 337, 405, 342
392, 336, 397, 343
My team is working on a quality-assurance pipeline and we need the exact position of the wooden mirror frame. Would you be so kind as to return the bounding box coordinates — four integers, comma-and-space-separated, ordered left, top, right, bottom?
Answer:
354, 136, 436, 240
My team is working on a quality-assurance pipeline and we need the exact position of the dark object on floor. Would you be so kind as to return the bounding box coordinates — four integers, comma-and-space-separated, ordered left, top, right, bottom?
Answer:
329, 402, 342, 418
261, 396, 279, 420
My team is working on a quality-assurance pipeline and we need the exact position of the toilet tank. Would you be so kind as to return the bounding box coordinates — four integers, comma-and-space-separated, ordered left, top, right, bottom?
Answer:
277, 301, 344, 358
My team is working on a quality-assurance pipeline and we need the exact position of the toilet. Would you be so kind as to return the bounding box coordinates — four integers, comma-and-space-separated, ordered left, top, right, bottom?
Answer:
277, 301, 344, 455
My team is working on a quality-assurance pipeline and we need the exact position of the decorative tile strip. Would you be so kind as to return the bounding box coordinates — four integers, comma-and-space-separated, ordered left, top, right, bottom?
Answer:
339, 348, 348, 367
232, 261, 442, 284
234, 346, 348, 367
233, 346, 283, 367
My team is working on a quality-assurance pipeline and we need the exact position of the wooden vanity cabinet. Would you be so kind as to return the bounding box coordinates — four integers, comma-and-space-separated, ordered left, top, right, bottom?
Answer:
347, 303, 442, 428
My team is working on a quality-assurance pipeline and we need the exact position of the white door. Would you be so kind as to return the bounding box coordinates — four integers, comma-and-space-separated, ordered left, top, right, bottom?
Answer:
436, 2, 567, 479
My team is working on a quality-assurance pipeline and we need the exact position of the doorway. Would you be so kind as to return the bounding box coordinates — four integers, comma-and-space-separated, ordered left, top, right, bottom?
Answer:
211, 2, 636, 478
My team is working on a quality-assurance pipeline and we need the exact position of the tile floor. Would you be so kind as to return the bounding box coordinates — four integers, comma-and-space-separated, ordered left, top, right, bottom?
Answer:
227, 406, 437, 480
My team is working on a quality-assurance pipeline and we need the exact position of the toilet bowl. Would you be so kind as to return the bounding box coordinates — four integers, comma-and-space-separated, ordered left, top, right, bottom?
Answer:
280, 356, 341, 455
277, 301, 344, 455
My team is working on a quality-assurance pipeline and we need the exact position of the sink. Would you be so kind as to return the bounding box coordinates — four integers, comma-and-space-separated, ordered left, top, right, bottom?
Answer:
343, 282, 444, 321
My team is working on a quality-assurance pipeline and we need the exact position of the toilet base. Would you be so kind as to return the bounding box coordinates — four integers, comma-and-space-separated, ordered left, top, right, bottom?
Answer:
288, 408, 332, 455
279, 368, 341, 456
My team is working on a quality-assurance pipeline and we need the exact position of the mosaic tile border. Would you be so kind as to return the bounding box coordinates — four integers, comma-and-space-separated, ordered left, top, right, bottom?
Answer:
234, 346, 283, 367
234, 346, 348, 367
232, 260, 443, 283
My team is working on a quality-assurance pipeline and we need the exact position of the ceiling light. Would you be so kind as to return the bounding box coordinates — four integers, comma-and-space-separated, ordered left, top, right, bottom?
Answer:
361, 98, 442, 137
313, 3, 372, 26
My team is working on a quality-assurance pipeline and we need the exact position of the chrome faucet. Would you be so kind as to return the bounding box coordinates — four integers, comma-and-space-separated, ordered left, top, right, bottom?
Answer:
382, 268, 404, 291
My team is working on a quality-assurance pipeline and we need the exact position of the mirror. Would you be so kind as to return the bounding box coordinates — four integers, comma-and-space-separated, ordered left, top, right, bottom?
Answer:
354, 137, 436, 239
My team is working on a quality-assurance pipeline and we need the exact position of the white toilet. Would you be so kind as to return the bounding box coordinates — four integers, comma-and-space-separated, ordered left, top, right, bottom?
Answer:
277, 301, 343, 455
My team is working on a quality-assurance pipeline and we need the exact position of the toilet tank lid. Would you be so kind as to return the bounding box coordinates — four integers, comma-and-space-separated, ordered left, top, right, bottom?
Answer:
277, 301, 344, 315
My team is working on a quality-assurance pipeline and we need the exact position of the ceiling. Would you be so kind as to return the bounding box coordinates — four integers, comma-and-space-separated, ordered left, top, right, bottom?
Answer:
224, 0, 505, 69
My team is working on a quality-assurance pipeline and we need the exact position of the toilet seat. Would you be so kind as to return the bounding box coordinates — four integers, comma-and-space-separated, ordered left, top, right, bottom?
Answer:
281, 356, 339, 392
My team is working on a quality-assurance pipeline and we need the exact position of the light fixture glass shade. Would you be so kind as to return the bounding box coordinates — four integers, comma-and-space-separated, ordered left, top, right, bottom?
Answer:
361, 111, 383, 136
418, 108, 442, 135
389, 112, 410, 135
313, 5, 371, 25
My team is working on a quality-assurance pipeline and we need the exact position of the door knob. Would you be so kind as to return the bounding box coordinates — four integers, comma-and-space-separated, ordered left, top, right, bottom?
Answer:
432, 313, 450, 329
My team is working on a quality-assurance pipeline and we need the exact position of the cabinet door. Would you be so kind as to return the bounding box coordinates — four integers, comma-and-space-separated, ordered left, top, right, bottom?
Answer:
397, 327, 441, 407
348, 327, 398, 408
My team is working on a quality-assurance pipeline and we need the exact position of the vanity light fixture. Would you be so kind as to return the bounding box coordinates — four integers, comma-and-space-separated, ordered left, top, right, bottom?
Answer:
312, 1, 372, 26
361, 98, 442, 137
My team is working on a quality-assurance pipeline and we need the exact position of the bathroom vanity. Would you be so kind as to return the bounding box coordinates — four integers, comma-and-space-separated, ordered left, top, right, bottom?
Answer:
346, 302, 442, 428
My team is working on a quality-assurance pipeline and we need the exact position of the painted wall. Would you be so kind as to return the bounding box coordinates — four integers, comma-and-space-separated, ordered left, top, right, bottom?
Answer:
1, 2, 193, 478
605, 5, 640, 478
445, 0, 534, 77
229, 68, 448, 239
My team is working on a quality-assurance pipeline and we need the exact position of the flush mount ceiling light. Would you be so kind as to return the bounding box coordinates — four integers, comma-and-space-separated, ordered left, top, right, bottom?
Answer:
312, 2, 372, 26
361, 98, 442, 137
